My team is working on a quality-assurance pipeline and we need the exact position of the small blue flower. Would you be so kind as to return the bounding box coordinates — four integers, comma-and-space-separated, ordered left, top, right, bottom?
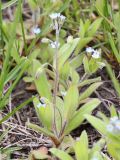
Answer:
86, 47, 94, 53
37, 102, 46, 108
32, 26, 41, 34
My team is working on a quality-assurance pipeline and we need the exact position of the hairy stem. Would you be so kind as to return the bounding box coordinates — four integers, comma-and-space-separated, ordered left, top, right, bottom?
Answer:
53, 29, 60, 137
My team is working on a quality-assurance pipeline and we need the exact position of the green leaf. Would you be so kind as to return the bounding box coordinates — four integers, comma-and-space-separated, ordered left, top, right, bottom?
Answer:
110, 105, 118, 117
58, 38, 79, 71
0, 0, 21, 97
70, 53, 84, 69
108, 33, 120, 63
74, 131, 88, 160
83, 56, 90, 74
64, 85, 79, 121
106, 62, 120, 96
33, 97, 53, 129
87, 18, 103, 37
85, 114, 107, 136
26, 122, 54, 138
30, 150, 50, 160
79, 82, 102, 102
78, 77, 101, 88
79, 20, 85, 38
74, 37, 92, 55
64, 99, 100, 134
50, 148, 73, 160
32, 59, 52, 100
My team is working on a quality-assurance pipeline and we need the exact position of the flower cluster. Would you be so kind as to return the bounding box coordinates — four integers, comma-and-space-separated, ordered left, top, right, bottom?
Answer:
106, 116, 120, 134
49, 12, 66, 31
86, 47, 101, 59
41, 38, 60, 49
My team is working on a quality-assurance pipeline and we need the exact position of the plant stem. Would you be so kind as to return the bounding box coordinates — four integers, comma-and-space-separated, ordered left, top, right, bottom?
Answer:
53, 29, 60, 137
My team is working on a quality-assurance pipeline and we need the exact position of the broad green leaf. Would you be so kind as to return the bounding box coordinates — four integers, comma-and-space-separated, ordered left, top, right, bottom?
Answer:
56, 97, 64, 132
33, 97, 53, 130
74, 131, 88, 160
30, 150, 50, 159
64, 99, 100, 134
60, 61, 70, 80
32, 59, 52, 100
64, 85, 79, 121
83, 56, 90, 74
50, 148, 73, 160
85, 114, 107, 136
107, 142, 120, 160
79, 82, 102, 102
70, 53, 84, 69
58, 38, 79, 71
78, 77, 101, 88
70, 68, 80, 84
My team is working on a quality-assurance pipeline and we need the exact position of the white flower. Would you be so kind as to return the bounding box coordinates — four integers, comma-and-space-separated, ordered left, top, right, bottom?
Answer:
110, 116, 118, 124
32, 26, 41, 34
107, 116, 120, 134
86, 47, 94, 53
37, 102, 46, 108
61, 91, 67, 96
76, 137, 80, 141
49, 13, 60, 19
86, 47, 101, 59
59, 15, 66, 21
50, 41, 60, 48
49, 13, 66, 30
92, 50, 100, 59
115, 120, 120, 131
106, 124, 114, 133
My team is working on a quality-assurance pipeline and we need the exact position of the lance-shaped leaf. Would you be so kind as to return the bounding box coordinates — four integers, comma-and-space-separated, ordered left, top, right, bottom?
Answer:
32, 59, 52, 100
79, 82, 102, 102
74, 131, 88, 160
33, 97, 53, 130
87, 18, 103, 37
50, 148, 73, 160
64, 99, 100, 134
85, 114, 107, 136
58, 38, 79, 71
64, 85, 79, 121
26, 122, 54, 138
